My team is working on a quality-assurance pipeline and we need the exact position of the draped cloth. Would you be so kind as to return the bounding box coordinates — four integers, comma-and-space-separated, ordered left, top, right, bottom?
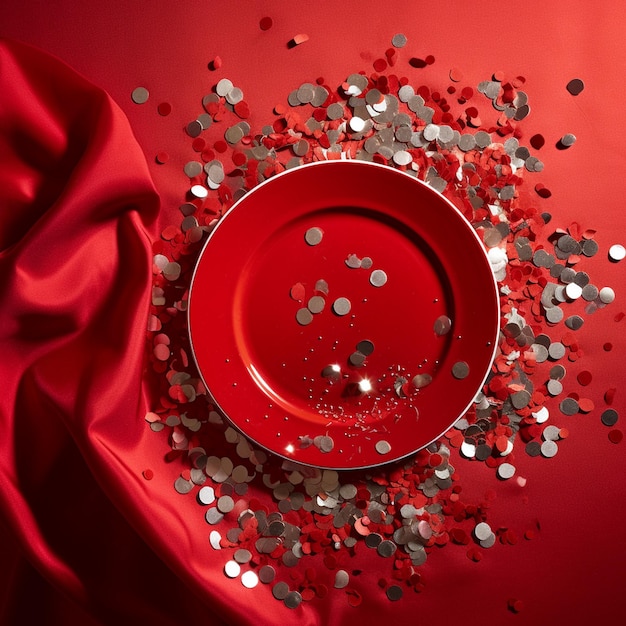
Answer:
0, 40, 214, 625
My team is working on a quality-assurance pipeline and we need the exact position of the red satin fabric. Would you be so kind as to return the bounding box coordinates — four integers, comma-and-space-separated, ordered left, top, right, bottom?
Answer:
0, 40, 214, 625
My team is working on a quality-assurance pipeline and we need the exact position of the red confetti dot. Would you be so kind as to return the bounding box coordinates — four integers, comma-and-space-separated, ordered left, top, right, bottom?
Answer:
142, 469, 154, 480
608, 429, 623, 444
373, 58, 388, 72
466, 547, 482, 562
346, 589, 363, 607
260, 16, 273, 31
534, 183, 552, 198
234, 100, 250, 119
578, 398, 594, 413
300, 588, 315, 602
155, 151, 169, 164
429, 453, 443, 467
214, 140, 228, 153
605, 388, 616, 404
409, 57, 427, 69
425, 55, 435, 65
577, 370, 592, 386
604, 342, 613, 352
157, 102, 172, 116
530, 134, 545, 149
192, 137, 206, 152
232, 151, 247, 167
508, 599, 525, 613
291, 33, 309, 46
153, 343, 170, 361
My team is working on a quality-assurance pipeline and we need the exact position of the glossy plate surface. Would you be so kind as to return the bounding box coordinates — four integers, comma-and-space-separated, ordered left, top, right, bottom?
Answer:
189, 161, 499, 469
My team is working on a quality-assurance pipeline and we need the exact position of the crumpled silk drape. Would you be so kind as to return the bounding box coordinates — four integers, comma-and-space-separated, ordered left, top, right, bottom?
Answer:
0, 40, 222, 625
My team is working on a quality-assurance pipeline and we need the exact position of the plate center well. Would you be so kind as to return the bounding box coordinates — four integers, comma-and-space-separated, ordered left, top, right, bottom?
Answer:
235, 206, 454, 429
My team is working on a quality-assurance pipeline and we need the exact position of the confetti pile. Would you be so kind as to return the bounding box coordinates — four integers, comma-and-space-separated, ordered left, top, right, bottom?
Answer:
141, 33, 622, 609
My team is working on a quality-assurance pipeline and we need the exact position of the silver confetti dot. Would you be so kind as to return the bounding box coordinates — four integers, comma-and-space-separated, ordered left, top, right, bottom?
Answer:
190, 184, 208, 199
209, 530, 221, 550
234, 548, 252, 564
259, 565, 276, 584
356, 339, 375, 356
392, 33, 407, 48
317, 435, 334, 453
599, 287, 615, 304
296, 308, 313, 326
548, 342, 566, 360
183, 161, 203, 178
609, 244, 626, 262
241, 571, 259, 589
216, 78, 234, 97
451, 361, 470, 379
305, 227, 323, 245
332, 297, 351, 316
370, 269, 388, 287
411, 373, 432, 389
564, 315, 584, 330
174, 476, 193, 494
205, 507, 224, 525
601, 409, 619, 427
131, 86, 149, 104
543, 425, 561, 441
497, 463, 516, 480
560, 397, 579, 416
272, 582, 290, 600
224, 560, 240, 578
345, 253, 361, 268
197, 486, 215, 505
377, 540, 397, 557
217, 495, 234, 513
386, 585, 403, 601
349, 351, 366, 367
474, 522, 492, 541
186, 120, 203, 138
307, 295, 325, 314
375, 440, 391, 455
540, 440, 558, 458
546, 379, 563, 396
284, 591, 303, 609
434, 315, 452, 335
335, 570, 349, 588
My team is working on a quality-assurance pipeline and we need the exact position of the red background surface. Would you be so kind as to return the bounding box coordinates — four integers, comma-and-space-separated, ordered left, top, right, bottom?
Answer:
1, 2, 625, 625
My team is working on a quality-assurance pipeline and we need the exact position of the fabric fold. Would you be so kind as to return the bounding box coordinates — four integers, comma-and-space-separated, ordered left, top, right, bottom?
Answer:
0, 39, 194, 623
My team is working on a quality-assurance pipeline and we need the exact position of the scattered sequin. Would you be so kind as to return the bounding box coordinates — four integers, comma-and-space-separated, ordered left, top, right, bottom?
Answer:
369, 269, 387, 287
451, 361, 470, 379
375, 440, 391, 455
131, 86, 149, 104
142, 44, 623, 611
332, 297, 351, 316
305, 227, 323, 245
609, 244, 625, 262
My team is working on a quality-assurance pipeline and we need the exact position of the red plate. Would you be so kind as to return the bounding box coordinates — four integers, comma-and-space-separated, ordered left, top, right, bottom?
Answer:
189, 161, 499, 469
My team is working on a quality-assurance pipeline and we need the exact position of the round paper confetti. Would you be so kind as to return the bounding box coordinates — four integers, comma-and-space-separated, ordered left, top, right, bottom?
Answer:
141, 44, 624, 612
131, 86, 149, 104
